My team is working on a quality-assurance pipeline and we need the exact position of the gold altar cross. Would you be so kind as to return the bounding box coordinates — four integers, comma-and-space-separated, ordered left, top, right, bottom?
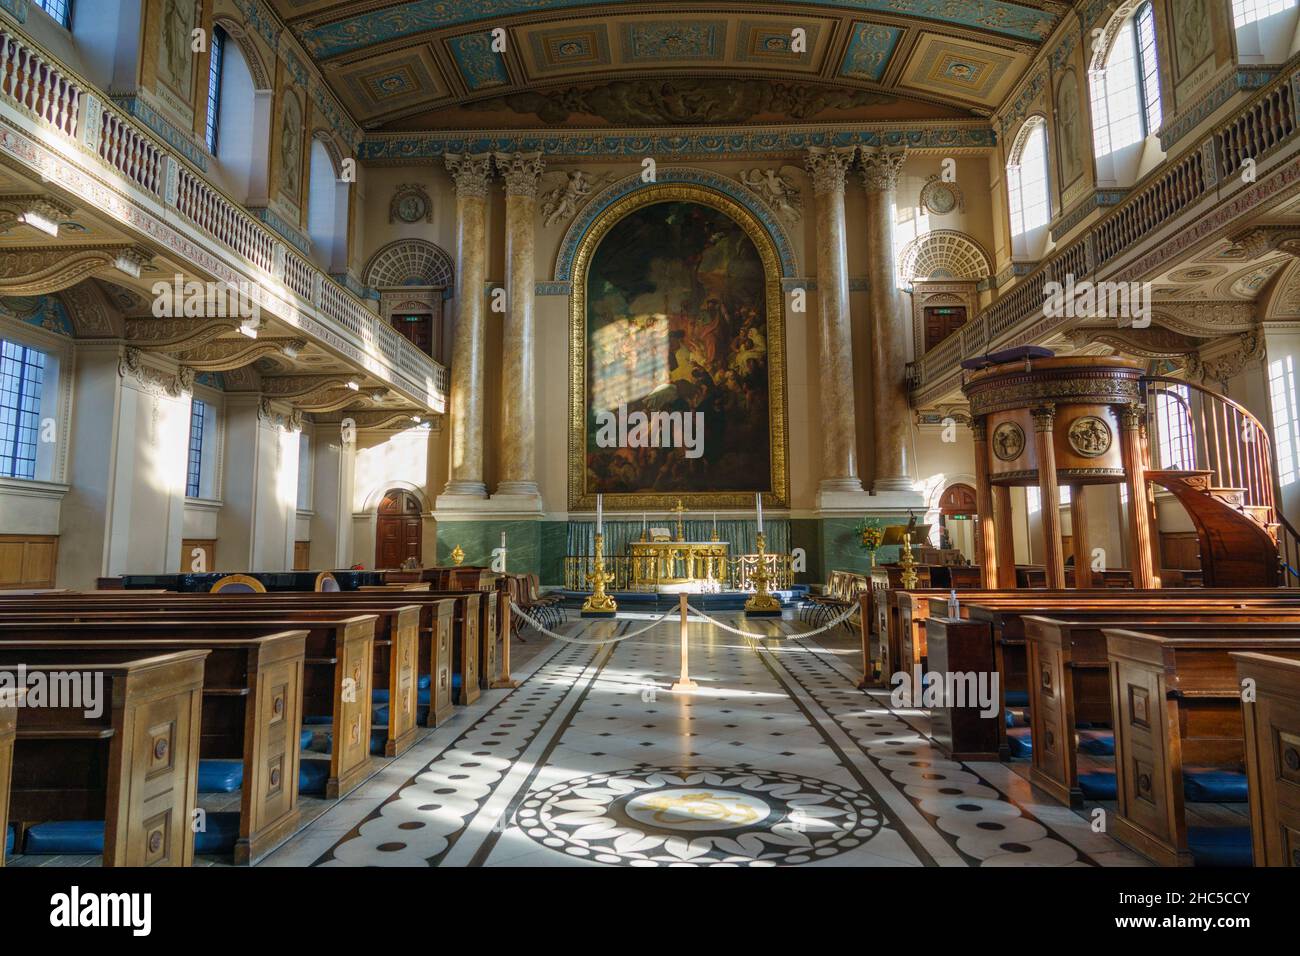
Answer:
672, 498, 687, 542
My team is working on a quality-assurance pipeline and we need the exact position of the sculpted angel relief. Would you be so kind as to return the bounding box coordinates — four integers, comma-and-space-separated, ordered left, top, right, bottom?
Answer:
585, 201, 772, 494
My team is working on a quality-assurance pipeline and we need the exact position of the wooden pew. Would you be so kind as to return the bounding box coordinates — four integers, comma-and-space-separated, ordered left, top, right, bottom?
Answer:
0, 631, 306, 864
1, 605, 421, 760
1, 650, 207, 866
0, 592, 471, 725
0, 687, 16, 866
0, 618, 376, 800
1233, 652, 1300, 867
1024, 609, 1300, 806
1104, 626, 1300, 866
922, 596, 1300, 761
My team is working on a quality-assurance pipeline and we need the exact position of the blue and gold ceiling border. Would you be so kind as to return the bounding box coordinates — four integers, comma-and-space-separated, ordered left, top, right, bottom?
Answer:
358, 123, 997, 163
840, 22, 903, 83
298, 1, 1059, 59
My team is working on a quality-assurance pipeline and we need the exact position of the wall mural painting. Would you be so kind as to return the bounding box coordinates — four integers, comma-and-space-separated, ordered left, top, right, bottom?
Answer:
1174, 0, 1214, 80
570, 188, 788, 510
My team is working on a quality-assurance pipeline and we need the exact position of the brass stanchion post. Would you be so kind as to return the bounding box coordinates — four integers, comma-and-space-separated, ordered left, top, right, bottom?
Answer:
671, 592, 697, 691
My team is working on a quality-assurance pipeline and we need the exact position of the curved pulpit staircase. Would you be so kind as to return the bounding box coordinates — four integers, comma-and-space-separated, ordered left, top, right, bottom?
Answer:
1143, 376, 1300, 587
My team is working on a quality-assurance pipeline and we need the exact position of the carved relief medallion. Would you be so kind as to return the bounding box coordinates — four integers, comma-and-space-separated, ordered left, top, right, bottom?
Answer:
992, 421, 1026, 462
1067, 416, 1112, 458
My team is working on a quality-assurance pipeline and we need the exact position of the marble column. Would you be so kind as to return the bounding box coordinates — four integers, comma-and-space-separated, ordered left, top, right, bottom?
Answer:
439, 153, 493, 502
1031, 404, 1066, 590
1120, 403, 1160, 588
859, 147, 914, 494
806, 146, 864, 505
492, 151, 544, 505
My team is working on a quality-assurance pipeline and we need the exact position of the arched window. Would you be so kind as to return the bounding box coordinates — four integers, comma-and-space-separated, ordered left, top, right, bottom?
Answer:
1233, 0, 1300, 62
1007, 119, 1051, 255
1090, 4, 1162, 167
207, 26, 271, 206
33, 0, 72, 28
307, 137, 348, 273
1234, 0, 1296, 26
204, 26, 226, 154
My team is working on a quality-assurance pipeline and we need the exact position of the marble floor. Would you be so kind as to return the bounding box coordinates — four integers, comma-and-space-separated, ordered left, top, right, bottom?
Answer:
255, 611, 1151, 868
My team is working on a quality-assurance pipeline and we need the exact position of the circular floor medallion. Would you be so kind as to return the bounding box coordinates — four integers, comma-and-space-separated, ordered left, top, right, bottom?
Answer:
517, 766, 881, 866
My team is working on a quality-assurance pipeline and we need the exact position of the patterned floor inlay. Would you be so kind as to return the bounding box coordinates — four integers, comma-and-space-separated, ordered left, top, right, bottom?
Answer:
262, 613, 1142, 867
516, 766, 882, 866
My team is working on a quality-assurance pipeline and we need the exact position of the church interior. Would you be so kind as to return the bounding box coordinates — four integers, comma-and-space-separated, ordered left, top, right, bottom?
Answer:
1, 0, 1300, 897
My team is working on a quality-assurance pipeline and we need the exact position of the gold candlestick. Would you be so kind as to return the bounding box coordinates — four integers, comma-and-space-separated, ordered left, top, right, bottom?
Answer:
899, 533, 919, 589
744, 531, 782, 617
581, 532, 618, 617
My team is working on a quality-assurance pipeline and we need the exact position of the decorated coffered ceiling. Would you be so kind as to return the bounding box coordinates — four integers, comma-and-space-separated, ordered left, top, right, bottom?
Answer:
269, 0, 1059, 130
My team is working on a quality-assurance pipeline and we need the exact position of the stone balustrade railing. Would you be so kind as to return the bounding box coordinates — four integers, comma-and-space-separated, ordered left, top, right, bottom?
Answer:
0, 18, 447, 411
914, 58, 1300, 404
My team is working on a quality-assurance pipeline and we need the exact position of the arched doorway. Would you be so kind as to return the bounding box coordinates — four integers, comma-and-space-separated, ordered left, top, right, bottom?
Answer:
375, 489, 422, 569
938, 483, 978, 561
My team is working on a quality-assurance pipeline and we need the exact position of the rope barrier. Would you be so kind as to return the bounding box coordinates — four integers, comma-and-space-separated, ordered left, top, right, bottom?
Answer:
509, 601, 677, 646
683, 600, 859, 641
510, 598, 859, 645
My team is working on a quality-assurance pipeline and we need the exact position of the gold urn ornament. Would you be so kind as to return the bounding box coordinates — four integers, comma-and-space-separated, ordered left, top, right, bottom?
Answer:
450, 544, 465, 566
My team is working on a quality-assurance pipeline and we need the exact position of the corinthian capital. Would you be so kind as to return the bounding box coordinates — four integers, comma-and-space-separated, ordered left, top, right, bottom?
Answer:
494, 152, 546, 198
804, 146, 856, 197
859, 147, 908, 193
445, 153, 493, 199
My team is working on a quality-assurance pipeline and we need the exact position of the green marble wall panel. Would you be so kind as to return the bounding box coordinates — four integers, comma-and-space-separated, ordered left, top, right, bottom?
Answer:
435, 520, 542, 576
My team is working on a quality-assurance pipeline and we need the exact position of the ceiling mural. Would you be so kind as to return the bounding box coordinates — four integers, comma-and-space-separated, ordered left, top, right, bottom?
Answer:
267, 1, 1058, 130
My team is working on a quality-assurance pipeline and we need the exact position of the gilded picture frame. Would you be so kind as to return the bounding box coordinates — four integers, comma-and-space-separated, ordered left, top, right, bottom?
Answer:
567, 182, 789, 512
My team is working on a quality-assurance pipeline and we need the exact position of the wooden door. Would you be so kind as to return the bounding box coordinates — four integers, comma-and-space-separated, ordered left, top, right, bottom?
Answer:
376, 490, 423, 569
923, 306, 967, 352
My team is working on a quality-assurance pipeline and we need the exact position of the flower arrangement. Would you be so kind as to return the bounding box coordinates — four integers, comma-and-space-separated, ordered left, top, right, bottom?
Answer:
855, 519, 885, 567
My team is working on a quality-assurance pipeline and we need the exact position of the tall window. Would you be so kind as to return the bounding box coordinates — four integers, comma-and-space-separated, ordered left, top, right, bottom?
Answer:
33, 0, 71, 28
1270, 356, 1300, 487
205, 26, 226, 154
0, 340, 46, 480
1234, 0, 1296, 27
186, 399, 206, 498
1091, 6, 1163, 161
1154, 384, 1195, 470
1008, 121, 1050, 240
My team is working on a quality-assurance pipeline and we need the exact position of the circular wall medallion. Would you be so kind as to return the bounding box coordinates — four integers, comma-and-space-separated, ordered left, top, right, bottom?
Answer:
919, 176, 964, 216
1067, 416, 1112, 458
991, 421, 1026, 462
516, 766, 881, 866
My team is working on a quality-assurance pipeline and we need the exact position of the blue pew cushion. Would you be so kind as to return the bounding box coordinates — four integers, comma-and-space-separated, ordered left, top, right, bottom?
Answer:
198, 759, 244, 793
5, 823, 13, 854
25, 820, 105, 855
372, 687, 431, 707
300, 728, 314, 750
1077, 729, 1115, 756
1006, 726, 1032, 758
194, 812, 241, 855
1183, 767, 1248, 803
373, 704, 389, 726
1004, 690, 1030, 707
299, 759, 330, 794
311, 728, 390, 755
1187, 826, 1252, 867
1079, 771, 1118, 801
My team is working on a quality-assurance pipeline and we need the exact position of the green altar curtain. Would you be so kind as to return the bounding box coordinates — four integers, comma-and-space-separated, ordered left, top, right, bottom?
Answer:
566, 519, 790, 559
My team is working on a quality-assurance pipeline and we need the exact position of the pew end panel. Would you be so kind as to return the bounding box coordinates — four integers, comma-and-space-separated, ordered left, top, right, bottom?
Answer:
924, 616, 1004, 762
3, 651, 208, 867
1233, 651, 1300, 867
0, 688, 18, 866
